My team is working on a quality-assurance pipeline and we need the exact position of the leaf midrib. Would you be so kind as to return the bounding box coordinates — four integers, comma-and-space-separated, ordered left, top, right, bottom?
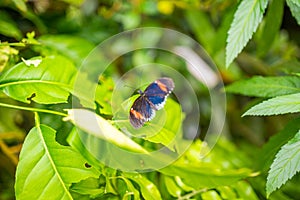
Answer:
0, 80, 72, 90
269, 141, 300, 188
230, 0, 259, 48
36, 124, 73, 200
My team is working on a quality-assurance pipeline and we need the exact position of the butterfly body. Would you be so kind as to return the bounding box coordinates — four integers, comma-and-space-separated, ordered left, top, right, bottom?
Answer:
129, 77, 175, 129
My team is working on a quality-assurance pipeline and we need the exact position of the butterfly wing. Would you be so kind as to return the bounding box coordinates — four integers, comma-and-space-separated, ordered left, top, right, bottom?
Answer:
144, 77, 175, 110
129, 96, 155, 128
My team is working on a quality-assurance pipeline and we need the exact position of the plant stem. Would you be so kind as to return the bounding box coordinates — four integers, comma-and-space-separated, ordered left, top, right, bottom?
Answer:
0, 102, 68, 117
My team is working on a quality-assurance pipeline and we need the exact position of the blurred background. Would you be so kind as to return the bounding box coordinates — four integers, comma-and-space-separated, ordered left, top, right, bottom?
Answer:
0, 0, 300, 199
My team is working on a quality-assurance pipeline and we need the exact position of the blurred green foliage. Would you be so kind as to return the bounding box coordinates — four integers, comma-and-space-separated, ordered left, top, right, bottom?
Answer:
0, 0, 300, 199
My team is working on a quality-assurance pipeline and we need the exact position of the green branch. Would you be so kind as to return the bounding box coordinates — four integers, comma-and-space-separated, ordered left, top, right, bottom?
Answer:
0, 102, 68, 117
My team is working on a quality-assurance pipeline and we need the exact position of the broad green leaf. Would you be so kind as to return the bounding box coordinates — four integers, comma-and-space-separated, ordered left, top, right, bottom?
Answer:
12, 0, 27, 12
113, 97, 182, 151
64, 109, 148, 154
257, 117, 300, 171
218, 186, 237, 199
95, 77, 114, 115
160, 163, 252, 189
115, 176, 140, 199
233, 181, 259, 200
38, 35, 95, 67
124, 173, 162, 200
67, 128, 103, 170
266, 130, 300, 197
0, 11, 22, 39
243, 93, 300, 116
201, 190, 222, 200
226, 76, 300, 98
145, 99, 183, 151
15, 116, 100, 200
70, 177, 105, 198
257, 0, 284, 56
287, 0, 300, 25
0, 55, 77, 104
226, 0, 269, 66
163, 176, 182, 197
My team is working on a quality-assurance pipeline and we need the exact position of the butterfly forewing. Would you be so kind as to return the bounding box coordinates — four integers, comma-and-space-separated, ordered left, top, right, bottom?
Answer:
144, 78, 174, 110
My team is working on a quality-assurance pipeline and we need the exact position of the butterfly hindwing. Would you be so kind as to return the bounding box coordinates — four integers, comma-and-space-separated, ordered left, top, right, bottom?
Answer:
129, 96, 155, 128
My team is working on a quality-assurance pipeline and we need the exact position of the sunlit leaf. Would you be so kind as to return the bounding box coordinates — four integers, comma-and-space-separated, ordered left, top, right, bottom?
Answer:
64, 109, 148, 154
124, 173, 162, 200
266, 130, 300, 197
70, 177, 105, 198
287, 0, 300, 25
226, 0, 268, 66
15, 115, 100, 200
217, 186, 237, 199
201, 190, 222, 200
243, 93, 300, 116
163, 176, 182, 197
226, 76, 300, 98
0, 55, 77, 104
113, 97, 182, 151
95, 77, 114, 115
115, 176, 140, 199
160, 163, 252, 189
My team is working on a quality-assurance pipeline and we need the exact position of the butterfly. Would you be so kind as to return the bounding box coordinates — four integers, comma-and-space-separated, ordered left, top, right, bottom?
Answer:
129, 77, 175, 129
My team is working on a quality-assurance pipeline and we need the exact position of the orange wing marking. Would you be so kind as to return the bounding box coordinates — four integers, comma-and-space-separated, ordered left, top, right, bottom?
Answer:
156, 80, 168, 92
130, 108, 144, 119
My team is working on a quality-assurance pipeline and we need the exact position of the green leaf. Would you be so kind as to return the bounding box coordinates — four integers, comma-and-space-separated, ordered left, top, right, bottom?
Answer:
201, 190, 222, 200
185, 9, 216, 54
12, 0, 27, 12
15, 115, 100, 200
64, 109, 148, 154
67, 128, 103, 170
287, 0, 300, 25
233, 181, 259, 200
226, 76, 300, 98
256, 0, 284, 56
0, 11, 22, 39
257, 117, 300, 171
38, 35, 95, 67
0, 55, 77, 104
95, 77, 114, 115
124, 173, 162, 200
163, 176, 182, 197
218, 186, 238, 199
266, 130, 300, 197
243, 93, 300, 116
113, 97, 183, 151
144, 99, 183, 151
160, 163, 252, 189
115, 176, 140, 199
226, 0, 269, 67
70, 177, 105, 198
